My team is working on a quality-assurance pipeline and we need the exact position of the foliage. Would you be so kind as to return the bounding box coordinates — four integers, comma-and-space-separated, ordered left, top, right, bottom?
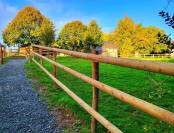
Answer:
111, 16, 141, 56
83, 20, 103, 51
158, 33, 173, 51
57, 20, 103, 52
119, 38, 134, 56
103, 33, 110, 41
57, 21, 87, 51
110, 16, 169, 56
2, 6, 55, 47
34, 17, 55, 46
159, 10, 174, 29
135, 27, 168, 54
158, 0, 174, 29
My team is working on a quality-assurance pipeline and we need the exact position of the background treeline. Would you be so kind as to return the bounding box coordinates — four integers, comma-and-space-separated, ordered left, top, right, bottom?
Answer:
56, 20, 103, 52
104, 16, 173, 56
2, 6, 173, 56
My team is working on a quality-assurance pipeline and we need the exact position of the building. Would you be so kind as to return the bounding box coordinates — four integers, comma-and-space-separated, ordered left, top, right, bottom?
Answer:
102, 41, 118, 57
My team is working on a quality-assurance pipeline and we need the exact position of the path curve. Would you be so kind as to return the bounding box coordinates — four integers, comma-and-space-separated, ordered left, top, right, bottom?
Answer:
0, 59, 59, 133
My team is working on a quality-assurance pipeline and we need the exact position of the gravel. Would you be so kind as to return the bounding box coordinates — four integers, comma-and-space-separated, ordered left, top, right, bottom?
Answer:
0, 59, 60, 133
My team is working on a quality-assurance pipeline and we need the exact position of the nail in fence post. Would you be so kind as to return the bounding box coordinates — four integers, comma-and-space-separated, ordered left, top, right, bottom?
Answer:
91, 49, 99, 133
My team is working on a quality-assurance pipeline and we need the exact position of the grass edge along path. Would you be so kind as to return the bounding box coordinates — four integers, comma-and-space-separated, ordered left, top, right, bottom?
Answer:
25, 60, 90, 133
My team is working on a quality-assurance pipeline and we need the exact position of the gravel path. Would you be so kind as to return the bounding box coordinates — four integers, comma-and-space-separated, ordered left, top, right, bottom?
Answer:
0, 59, 59, 133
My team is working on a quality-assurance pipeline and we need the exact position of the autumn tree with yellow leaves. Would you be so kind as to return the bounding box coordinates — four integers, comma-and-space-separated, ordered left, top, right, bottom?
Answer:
3, 6, 55, 47
110, 16, 169, 56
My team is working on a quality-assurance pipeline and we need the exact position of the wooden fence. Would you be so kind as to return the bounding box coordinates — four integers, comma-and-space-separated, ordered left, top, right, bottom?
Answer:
6, 47, 31, 58
135, 53, 171, 58
31, 45, 174, 133
118, 53, 172, 58
0, 44, 6, 64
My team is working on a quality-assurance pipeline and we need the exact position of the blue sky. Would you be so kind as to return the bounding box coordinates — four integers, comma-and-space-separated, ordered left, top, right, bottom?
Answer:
0, 0, 174, 43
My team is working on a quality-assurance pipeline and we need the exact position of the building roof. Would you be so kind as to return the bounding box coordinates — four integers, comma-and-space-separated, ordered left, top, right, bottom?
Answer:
102, 41, 118, 49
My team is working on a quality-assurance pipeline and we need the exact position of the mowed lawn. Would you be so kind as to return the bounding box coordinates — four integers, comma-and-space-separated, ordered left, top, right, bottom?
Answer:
25, 56, 174, 133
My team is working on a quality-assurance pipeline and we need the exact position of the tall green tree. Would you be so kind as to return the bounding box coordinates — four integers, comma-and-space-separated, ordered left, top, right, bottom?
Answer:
3, 6, 55, 47
158, 33, 172, 52
57, 20, 87, 51
84, 20, 103, 51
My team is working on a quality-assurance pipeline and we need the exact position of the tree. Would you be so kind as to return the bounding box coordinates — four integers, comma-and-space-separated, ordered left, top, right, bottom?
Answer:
159, 10, 174, 29
158, 33, 173, 51
111, 16, 138, 56
103, 33, 110, 41
135, 27, 168, 54
83, 20, 103, 51
37, 18, 55, 45
2, 6, 55, 47
159, 0, 174, 29
57, 20, 87, 51
110, 16, 169, 56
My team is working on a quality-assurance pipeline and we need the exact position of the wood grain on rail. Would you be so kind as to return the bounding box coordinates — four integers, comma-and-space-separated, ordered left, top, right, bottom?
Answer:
32, 58, 123, 133
33, 51, 174, 125
33, 45, 174, 76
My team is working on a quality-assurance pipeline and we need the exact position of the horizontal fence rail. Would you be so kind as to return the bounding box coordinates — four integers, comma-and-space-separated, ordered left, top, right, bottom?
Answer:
120, 53, 172, 58
136, 53, 171, 58
32, 58, 122, 133
6, 47, 31, 58
31, 45, 174, 133
33, 51, 174, 124
33, 45, 174, 76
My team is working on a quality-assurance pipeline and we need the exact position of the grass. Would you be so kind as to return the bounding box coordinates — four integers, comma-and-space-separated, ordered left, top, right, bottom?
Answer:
25, 57, 174, 133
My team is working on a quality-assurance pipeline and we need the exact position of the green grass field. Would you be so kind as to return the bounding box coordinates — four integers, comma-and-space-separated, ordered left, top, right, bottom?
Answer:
25, 57, 174, 133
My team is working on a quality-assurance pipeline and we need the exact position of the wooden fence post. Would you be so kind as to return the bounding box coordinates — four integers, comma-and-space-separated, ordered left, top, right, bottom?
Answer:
28, 46, 32, 62
53, 51, 57, 78
91, 49, 99, 133
39, 48, 43, 65
31, 46, 34, 62
4, 47, 6, 58
0, 44, 3, 64
52, 51, 58, 86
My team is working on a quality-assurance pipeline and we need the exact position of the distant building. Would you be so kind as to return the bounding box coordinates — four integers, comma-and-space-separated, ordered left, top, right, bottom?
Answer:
102, 41, 118, 57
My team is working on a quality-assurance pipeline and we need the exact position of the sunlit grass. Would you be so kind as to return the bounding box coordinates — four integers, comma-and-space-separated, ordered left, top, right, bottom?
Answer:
25, 57, 174, 133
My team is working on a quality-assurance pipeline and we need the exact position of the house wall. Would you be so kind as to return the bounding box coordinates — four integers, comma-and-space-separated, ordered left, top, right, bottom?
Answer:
102, 48, 118, 57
